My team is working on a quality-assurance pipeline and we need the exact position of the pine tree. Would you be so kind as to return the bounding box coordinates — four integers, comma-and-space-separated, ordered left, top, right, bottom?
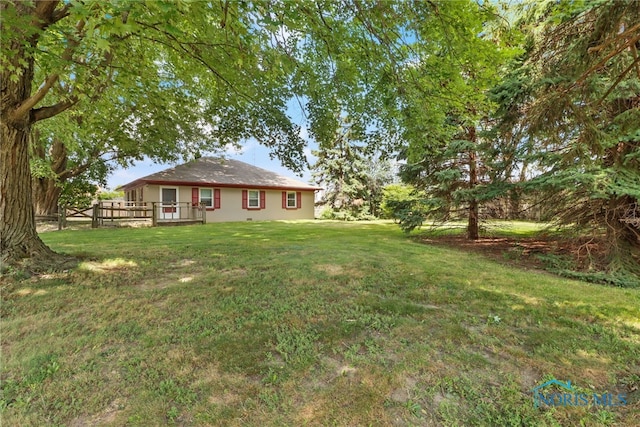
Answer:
312, 119, 377, 219
516, 0, 640, 277
391, 1, 516, 238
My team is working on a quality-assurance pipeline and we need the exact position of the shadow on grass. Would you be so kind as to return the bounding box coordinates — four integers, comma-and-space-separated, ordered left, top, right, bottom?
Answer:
5, 220, 634, 425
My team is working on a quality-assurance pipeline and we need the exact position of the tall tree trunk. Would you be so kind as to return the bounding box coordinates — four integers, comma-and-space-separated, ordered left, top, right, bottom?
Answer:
33, 177, 63, 217
1, 121, 55, 265
468, 189, 479, 239
467, 126, 479, 240
1, 1, 60, 267
508, 191, 520, 220
508, 160, 528, 220
32, 135, 68, 216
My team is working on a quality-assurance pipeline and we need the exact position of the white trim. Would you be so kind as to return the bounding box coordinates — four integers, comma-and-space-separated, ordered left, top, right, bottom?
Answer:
286, 191, 297, 208
247, 189, 260, 208
199, 188, 213, 207
160, 186, 180, 219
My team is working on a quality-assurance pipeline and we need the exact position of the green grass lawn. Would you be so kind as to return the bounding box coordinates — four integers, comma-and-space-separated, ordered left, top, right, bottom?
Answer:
2, 220, 639, 426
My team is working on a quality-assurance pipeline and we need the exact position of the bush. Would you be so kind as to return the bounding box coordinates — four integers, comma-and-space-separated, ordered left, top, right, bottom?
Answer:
319, 206, 377, 221
58, 180, 98, 208
380, 184, 430, 232
380, 184, 444, 232
97, 189, 125, 200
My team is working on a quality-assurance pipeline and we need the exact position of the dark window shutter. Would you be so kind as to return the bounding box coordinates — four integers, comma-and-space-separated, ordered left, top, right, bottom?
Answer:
242, 190, 248, 209
297, 192, 302, 209
260, 191, 266, 209
282, 192, 287, 209
192, 188, 199, 205
214, 189, 221, 209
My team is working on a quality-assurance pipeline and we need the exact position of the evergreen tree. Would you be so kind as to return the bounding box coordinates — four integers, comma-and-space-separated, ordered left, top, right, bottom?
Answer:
312, 119, 376, 219
391, 1, 517, 238
512, 0, 640, 276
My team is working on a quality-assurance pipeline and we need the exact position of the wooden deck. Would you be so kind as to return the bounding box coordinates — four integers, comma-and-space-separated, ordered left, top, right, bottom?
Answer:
58, 201, 207, 229
156, 219, 204, 227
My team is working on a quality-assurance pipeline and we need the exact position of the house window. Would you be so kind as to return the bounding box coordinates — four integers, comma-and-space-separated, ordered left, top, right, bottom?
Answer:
248, 190, 260, 208
282, 191, 302, 210
242, 189, 265, 210
286, 191, 297, 208
200, 188, 213, 207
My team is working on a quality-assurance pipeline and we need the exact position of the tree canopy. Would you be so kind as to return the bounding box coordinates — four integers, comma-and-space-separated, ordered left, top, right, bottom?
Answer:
1, 0, 637, 280
1, 0, 307, 266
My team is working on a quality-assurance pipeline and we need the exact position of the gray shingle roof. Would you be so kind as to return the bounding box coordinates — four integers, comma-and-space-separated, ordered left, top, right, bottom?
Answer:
122, 157, 319, 190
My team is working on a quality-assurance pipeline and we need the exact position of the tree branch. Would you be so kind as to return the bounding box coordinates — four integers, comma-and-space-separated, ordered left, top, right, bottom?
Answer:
220, 0, 229, 28
33, 0, 61, 30
587, 22, 640, 54
9, 19, 85, 122
51, 3, 71, 24
58, 145, 107, 181
571, 31, 640, 90
135, 31, 253, 103
596, 55, 640, 106
59, 162, 93, 181
32, 98, 78, 122
9, 74, 60, 121
134, 21, 245, 53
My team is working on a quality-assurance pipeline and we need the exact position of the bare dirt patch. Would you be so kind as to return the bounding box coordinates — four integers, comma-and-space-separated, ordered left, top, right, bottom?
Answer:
389, 377, 418, 403
70, 398, 123, 427
315, 264, 364, 278
172, 259, 196, 267
321, 356, 358, 381
315, 264, 346, 276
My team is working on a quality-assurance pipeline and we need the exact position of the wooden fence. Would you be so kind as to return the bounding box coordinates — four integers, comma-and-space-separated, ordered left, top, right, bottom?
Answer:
58, 201, 206, 229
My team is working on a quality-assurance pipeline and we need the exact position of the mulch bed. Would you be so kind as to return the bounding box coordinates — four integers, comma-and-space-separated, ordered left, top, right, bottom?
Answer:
415, 234, 607, 273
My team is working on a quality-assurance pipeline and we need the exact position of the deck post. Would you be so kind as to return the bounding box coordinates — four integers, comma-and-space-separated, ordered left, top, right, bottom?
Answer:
201, 203, 206, 224
92, 204, 99, 228
152, 202, 158, 227
58, 204, 64, 230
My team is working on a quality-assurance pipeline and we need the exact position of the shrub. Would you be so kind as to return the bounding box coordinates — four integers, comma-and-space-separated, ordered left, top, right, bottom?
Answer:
380, 184, 417, 220
97, 189, 125, 200
319, 205, 377, 221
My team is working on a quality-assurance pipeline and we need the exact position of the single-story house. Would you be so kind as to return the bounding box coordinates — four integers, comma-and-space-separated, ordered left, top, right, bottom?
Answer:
121, 157, 320, 222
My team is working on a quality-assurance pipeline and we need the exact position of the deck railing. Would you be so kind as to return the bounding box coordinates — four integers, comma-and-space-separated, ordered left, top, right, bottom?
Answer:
57, 201, 206, 229
149, 202, 206, 226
